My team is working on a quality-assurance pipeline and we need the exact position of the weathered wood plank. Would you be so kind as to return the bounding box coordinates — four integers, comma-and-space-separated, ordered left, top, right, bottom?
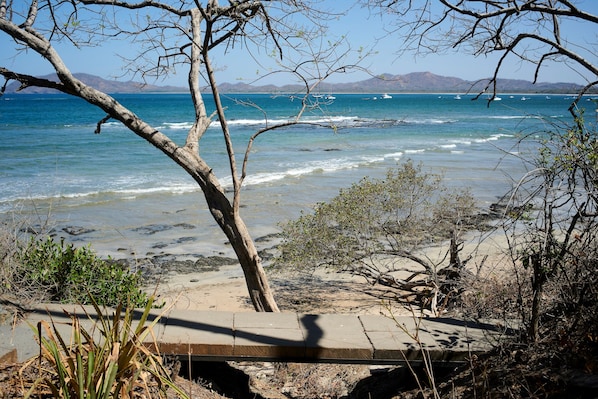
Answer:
1, 305, 515, 365
300, 314, 373, 361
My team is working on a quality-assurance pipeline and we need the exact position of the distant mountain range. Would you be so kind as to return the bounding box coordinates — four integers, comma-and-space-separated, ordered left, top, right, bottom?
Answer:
219, 72, 586, 94
4, 71, 586, 94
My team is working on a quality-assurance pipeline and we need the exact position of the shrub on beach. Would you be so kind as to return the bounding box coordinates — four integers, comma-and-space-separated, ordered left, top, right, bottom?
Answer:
8, 235, 147, 307
275, 160, 481, 315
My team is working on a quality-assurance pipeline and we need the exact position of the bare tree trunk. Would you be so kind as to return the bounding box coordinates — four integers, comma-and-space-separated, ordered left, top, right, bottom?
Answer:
185, 8, 279, 311
529, 285, 542, 343
201, 183, 279, 312
100, 93, 280, 312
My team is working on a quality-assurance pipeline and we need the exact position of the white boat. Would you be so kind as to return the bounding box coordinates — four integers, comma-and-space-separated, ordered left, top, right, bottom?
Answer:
381, 93, 392, 99
454, 94, 461, 100
325, 95, 336, 100
491, 96, 502, 101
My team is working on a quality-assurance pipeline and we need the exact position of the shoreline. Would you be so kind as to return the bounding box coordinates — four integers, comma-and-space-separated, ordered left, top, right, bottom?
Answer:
2, 205, 513, 317
5, 193, 513, 315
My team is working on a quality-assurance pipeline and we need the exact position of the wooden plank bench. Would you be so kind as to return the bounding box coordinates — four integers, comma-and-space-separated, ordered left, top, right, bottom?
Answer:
1, 304, 516, 365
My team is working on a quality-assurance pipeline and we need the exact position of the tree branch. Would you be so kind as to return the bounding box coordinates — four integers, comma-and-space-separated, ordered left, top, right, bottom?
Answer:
94, 115, 112, 134
20, 0, 37, 28
0, 67, 65, 95
185, 8, 211, 154
78, 0, 189, 16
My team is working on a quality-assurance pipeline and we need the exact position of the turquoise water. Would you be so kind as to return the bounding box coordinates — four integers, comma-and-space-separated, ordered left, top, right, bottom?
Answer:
0, 92, 581, 257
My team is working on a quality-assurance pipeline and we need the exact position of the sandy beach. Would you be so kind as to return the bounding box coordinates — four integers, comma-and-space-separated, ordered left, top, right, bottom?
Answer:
147, 265, 397, 314
141, 229, 513, 317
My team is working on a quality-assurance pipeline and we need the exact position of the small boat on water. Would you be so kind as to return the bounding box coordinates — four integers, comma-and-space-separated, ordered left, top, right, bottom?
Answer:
454, 94, 461, 100
381, 93, 392, 99
312, 93, 335, 101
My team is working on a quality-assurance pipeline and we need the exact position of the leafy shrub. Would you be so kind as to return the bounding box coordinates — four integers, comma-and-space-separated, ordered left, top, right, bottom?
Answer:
275, 161, 480, 313
18, 236, 147, 307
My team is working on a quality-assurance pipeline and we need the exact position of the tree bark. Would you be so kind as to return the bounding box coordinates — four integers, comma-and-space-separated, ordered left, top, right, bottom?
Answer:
202, 184, 279, 312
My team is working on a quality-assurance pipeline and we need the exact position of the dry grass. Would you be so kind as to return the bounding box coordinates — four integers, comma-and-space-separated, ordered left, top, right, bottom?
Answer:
0, 360, 228, 399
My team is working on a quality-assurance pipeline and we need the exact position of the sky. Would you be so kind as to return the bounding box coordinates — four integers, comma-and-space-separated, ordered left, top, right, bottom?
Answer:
1, 1, 597, 88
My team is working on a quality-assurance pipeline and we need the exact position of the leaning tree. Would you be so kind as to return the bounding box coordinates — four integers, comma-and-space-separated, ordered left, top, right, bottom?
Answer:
0, 0, 356, 311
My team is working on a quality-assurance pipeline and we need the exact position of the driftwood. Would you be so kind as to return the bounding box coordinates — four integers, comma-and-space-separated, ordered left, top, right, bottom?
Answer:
352, 236, 474, 315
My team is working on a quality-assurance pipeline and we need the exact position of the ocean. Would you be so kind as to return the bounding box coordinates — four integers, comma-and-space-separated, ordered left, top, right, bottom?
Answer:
0, 92, 580, 259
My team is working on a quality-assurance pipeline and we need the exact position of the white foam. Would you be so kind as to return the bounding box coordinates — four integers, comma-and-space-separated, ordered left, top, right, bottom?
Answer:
451, 139, 472, 145
162, 122, 194, 130
157, 115, 460, 130
219, 156, 384, 188
403, 118, 457, 124
384, 152, 404, 160
474, 133, 514, 143
488, 115, 543, 120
